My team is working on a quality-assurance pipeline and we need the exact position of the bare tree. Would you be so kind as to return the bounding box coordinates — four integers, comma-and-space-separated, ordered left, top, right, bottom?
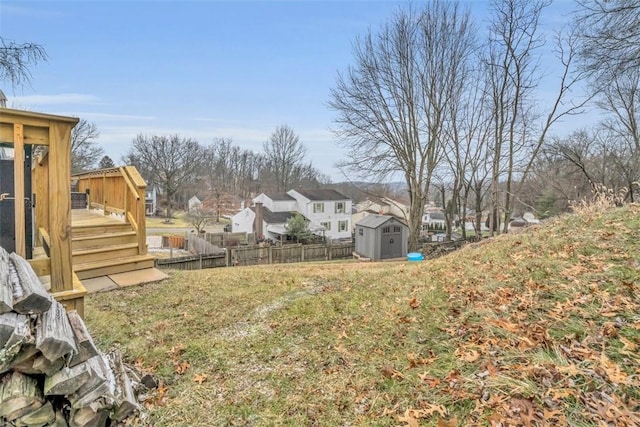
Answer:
0, 37, 47, 89
263, 125, 307, 192
330, 1, 476, 251
484, 0, 589, 234
128, 134, 203, 220
71, 118, 103, 173
576, 0, 640, 75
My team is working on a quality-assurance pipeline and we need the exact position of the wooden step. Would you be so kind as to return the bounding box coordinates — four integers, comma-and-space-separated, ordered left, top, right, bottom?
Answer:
72, 231, 137, 250
72, 243, 140, 264
74, 254, 156, 280
72, 222, 133, 237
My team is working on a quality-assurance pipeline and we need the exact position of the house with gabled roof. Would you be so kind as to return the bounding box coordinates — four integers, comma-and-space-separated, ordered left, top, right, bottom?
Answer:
286, 189, 352, 241
231, 189, 352, 242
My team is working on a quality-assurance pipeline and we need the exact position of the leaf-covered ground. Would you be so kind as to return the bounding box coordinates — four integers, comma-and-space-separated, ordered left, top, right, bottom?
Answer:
86, 205, 640, 426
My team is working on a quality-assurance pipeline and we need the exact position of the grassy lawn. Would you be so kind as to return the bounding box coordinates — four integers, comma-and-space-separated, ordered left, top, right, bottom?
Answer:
86, 204, 640, 426
146, 211, 190, 228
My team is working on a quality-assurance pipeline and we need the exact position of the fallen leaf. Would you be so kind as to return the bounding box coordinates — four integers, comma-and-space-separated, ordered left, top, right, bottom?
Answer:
409, 297, 421, 309
437, 415, 458, 427
193, 373, 208, 384
174, 360, 190, 375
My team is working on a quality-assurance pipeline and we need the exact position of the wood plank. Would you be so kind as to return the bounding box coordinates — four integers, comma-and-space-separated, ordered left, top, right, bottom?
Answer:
0, 107, 79, 126
10, 252, 52, 315
14, 123, 26, 257
35, 300, 76, 362
74, 255, 155, 280
32, 152, 49, 247
48, 122, 73, 293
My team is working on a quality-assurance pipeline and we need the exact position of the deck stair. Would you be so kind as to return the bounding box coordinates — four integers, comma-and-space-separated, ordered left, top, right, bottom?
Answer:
71, 210, 155, 280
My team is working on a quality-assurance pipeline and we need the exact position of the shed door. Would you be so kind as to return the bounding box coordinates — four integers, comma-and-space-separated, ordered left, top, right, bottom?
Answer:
380, 225, 402, 259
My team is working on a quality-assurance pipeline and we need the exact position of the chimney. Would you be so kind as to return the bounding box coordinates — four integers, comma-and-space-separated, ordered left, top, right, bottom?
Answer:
0, 89, 6, 108
254, 202, 264, 239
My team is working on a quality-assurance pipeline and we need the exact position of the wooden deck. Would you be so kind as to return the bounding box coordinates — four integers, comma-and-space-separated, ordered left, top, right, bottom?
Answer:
70, 208, 155, 280
72, 209, 128, 227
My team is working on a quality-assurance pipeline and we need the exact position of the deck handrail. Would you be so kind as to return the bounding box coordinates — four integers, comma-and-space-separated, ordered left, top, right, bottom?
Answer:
72, 166, 147, 254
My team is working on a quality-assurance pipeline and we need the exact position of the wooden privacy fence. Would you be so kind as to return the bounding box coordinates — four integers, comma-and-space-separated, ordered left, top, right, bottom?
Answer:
229, 243, 355, 267
187, 233, 222, 255
204, 232, 255, 246
155, 253, 226, 270
155, 242, 355, 270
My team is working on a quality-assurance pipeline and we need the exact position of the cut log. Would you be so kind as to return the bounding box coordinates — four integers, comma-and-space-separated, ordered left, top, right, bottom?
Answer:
50, 409, 69, 427
0, 371, 45, 421
44, 355, 102, 396
67, 310, 99, 367
14, 400, 55, 426
0, 311, 18, 348
107, 351, 139, 421
35, 300, 76, 362
69, 406, 108, 427
8, 344, 40, 375
0, 248, 13, 314
68, 356, 113, 410
1, 314, 33, 373
32, 354, 65, 376
10, 253, 52, 315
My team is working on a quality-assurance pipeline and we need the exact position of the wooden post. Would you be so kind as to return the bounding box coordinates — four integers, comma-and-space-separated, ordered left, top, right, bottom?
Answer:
102, 172, 107, 215
48, 123, 73, 293
13, 124, 26, 257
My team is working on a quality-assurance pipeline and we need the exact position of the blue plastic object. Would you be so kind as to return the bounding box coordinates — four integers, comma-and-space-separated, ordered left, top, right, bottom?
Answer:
407, 252, 424, 261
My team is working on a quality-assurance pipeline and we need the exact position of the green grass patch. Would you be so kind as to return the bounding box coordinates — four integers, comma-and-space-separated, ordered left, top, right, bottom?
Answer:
85, 205, 640, 426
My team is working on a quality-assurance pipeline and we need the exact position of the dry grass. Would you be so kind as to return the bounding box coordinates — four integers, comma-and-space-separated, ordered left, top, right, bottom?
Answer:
86, 204, 640, 426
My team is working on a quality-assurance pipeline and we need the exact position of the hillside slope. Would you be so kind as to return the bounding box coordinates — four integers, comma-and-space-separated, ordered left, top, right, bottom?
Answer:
86, 205, 640, 426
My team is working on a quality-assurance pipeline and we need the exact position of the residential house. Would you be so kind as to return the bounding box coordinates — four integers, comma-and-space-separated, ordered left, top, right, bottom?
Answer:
352, 196, 410, 229
231, 189, 352, 242
421, 211, 447, 235
188, 196, 202, 212
145, 186, 158, 216
286, 189, 352, 241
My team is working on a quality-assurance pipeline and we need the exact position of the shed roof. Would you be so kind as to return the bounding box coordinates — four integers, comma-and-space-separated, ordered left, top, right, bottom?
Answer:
293, 189, 350, 201
356, 214, 406, 229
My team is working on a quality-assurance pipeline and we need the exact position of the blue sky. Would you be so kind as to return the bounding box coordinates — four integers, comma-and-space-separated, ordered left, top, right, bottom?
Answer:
1, 0, 580, 181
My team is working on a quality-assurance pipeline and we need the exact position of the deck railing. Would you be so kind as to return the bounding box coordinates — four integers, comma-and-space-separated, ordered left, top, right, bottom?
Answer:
71, 166, 147, 254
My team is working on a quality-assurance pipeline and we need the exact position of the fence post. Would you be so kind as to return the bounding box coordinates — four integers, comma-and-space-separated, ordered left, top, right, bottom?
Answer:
268, 246, 273, 264
329, 243, 333, 261
301, 244, 305, 262
199, 255, 202, 270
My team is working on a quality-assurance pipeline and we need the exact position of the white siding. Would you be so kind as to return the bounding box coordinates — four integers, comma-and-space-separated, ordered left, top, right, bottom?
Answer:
231, 208, 255, 234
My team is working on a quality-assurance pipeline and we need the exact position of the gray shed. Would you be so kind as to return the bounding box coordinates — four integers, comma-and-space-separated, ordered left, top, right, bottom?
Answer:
355, 214, 408, 260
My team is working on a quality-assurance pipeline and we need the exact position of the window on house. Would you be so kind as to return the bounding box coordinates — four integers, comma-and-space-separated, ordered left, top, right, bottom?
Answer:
320, 221, 331, 230
335, 202, 345, 213
313, 202, 324, 213
393, 226, 401, 233
338, 220, 348, 232
358, 227, 363, 236
382, 226, 391, 234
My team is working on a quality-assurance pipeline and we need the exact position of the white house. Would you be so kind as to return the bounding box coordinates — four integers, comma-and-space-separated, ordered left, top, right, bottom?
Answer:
188, 196, 202, 212
287, 189, 352, 241
421, 211, 447, 234
145, 186, 158, 216
231, 189, 352, 242
353, 196, 410, 230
